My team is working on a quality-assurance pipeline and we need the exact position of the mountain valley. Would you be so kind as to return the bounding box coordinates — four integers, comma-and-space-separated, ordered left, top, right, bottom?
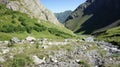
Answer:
0, 0, 120, 67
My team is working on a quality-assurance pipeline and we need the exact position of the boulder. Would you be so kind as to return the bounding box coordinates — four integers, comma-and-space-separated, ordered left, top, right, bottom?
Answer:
42, 45, 48, 49
0, 57, 5, 62
3, 41, 9, 45
11, 37, 20, 43
49, 56, 58, 63
26, 36, 36, 42
32, 55, 46, 65
2, 48, 9, 54
9, 55, 14, 59
83, 36, 94, 42
75, 59, 80, 63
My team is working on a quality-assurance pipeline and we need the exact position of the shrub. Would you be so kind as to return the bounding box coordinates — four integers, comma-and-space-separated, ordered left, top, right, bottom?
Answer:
14, 25, 26, 32
34, 23, 41, 27
21, 21, 27, 26
48, 28, 72, 38
12, 14, 17, 19
18, 16, 25, 22
33, 25, 47, 32
1, 25, 15, 33
12, 57, 26, 67
33, 26, 40, 32
4, 9, 13, 15
25, 26, 32, 33
10, 55, 32, 67
78, 61, 89, 67
11, 20, 16, 24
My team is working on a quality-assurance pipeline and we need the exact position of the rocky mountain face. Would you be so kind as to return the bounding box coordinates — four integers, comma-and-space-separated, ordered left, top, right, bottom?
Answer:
0, 0, 74, 40
55, 10, 72, 23
0, 0, 61, 26
65, 0, 120, 34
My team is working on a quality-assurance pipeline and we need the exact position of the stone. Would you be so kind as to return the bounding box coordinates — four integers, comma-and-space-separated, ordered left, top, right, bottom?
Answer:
104, 48, 107, 50
26, 36, 36, 42
109, 58, 113, 61
11, 37, 20, 43
83, 36, 94, 42
109, 47, 120, 54
0, 57, 5, 62
9, 55, 14, 59
49, 56, 58, 63
94, 58, 104, 67
64, 39, 69, 42
95, 66, 98, 67
2, 48, 9, 54
3, 41, 9, 45
75, 59, 80, 63
42, 38, 48, 41
42, 45, 48, 49
48, 42, 52, 45
32, 55, 46, 65
30, 42, 34, 45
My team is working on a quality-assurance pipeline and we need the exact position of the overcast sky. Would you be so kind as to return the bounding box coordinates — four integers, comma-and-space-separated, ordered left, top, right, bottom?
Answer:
40, 0, 85, 13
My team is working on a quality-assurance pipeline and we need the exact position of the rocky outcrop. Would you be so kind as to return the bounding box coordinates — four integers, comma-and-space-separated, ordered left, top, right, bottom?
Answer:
32, 55, 46, 65
0, 0, 61, 26
65, 0, 120, 34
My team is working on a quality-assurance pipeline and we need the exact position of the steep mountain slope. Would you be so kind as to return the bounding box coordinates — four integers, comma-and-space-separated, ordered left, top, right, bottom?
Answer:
0, 1, 74, 40
65, 0, 120, 34
0, 0, 61, 26
55, 10, 72, 23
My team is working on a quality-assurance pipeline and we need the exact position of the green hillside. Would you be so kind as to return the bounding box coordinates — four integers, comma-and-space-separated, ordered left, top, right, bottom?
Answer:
96, 26, 120, 46
0, 4, 74, 40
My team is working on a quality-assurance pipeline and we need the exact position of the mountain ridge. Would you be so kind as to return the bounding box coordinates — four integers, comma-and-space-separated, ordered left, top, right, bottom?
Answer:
65, 0, 120, 34
0, 0, 61, 26
55, 10, 72, 23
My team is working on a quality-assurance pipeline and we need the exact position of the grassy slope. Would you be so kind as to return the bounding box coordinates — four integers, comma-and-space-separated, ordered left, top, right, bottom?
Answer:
0, 4, 74, 40
65, 15, 93, 33
96, 26, 120, 46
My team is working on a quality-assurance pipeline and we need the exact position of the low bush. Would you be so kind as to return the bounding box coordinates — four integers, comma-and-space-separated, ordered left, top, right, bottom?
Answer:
9, 55, 32, 67
48, 28, 72, 38
1, 25, 15, 33
33, 25, 47, 32
78, 61, 89, 67
14, 25, 26, 32
25, 26, 32, 34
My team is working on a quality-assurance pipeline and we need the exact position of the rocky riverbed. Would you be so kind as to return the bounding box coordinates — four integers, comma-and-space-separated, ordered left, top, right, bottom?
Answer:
0, 36, 120, 67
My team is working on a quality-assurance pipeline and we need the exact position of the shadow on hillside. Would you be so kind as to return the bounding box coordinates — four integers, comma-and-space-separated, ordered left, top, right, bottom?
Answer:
75, 0, 120, 34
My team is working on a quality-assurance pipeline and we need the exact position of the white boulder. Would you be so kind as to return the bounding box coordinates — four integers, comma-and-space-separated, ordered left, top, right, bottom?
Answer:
2, 48, 9, 54
49, 56, 58, 63
83, 36, 94, 42
11, 37, 20, 43
26, 36, 36, 42
0, 57, 5, 62
32, 55, 46, 65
